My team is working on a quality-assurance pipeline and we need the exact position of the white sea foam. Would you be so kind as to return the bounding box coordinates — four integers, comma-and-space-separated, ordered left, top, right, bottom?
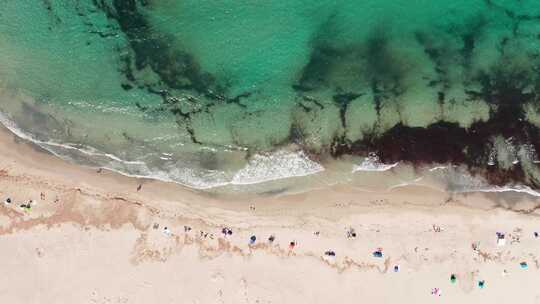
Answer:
387, 177, 425, 190
426, 165, 540, 197
0, 111, 144, 165
0, 111, 325, 189
1, 111, 539, 195
429, 165, 454, 172
231, 150, 324, 185
470, 185, 540, 197
0, 111, 228, 188
352, 153, 398, 172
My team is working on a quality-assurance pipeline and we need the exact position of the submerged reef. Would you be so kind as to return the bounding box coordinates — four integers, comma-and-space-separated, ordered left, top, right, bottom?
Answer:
289, 5, 540, 187
4, 0, 540, 188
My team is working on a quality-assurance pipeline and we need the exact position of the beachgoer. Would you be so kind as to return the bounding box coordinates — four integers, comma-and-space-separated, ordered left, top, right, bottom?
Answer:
394, 265, 399, 272
250, 235, 256, 244
496, 232, 506, 246
372, 248, 383, 258
325, 250, 336, 257
162, 226, 171, 236
4, 198, 11, 204
478, 280, 485, 289
268, 235, 275, 243
450, 274, 456, 283
222, 228, 233, 236
289, 241, 296, 249
137, 184, 142, 191
347, 228, 357, 238
534, 232, 538, 238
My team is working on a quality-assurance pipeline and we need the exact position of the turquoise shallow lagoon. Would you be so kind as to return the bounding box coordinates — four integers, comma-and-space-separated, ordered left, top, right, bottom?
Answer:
1, 0, 540, 191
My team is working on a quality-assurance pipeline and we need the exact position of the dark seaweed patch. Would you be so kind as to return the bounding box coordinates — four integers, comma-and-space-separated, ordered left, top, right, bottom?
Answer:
329, 53, 540, 187
333, 92, 362, 128
364, 28, 401, 83
465, 60, 536, 120
84, 1, 540, 189
290, 8, 540, 188
289, 123, 307, 145
225, 92, 251, 108
294, 25, 409, 134
331, 117, 540, 187
41, 0, 62, 29
370, 80, 383, 119
293, 45, 342, 92
90, 0, 259, 144
414, 31, 450, 91
456, 14, 487, 69
103, 0, 217, 94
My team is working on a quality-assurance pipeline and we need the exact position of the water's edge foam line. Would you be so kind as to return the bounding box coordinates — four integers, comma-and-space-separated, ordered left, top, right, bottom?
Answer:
0, 111, 324, 190
1, 111, 539, 197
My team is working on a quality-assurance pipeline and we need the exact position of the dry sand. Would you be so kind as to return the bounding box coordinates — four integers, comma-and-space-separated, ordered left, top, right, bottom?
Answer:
0, 125, 540, 303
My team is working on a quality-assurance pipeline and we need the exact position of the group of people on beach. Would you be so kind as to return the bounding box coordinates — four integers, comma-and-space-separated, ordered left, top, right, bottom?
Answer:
6, 190, 538, 299
4, 197, 35, 211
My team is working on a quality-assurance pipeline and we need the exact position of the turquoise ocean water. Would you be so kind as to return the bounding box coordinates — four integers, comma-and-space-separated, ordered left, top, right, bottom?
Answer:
1, 0, 540, 193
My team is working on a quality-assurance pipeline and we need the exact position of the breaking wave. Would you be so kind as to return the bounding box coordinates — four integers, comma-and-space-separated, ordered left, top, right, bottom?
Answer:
231, 150, 324, 185
352, 153, 399, 172
0, 111, 325, 189
2, 111, 539, 197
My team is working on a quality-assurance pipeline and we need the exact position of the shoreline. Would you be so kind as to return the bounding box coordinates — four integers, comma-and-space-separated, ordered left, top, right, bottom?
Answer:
1, 124, 540, 303
3, 108, 540, 198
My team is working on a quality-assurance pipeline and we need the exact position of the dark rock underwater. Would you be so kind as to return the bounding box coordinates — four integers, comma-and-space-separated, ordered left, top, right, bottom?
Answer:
2, 0, 540, 189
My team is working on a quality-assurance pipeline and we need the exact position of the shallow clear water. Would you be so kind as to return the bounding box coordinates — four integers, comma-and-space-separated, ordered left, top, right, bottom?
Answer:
1, 0, 540, 192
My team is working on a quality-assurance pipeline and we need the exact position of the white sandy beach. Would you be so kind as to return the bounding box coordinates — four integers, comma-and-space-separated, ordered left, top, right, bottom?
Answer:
0, 125, 540, 303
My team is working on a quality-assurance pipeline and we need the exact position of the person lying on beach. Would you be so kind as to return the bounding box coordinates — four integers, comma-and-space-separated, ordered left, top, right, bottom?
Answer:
346, 228, 357, 238
221, 228, 233, 236
19, 203, 31, 211
324, 250, 336, 257
162, 226, 171, 236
